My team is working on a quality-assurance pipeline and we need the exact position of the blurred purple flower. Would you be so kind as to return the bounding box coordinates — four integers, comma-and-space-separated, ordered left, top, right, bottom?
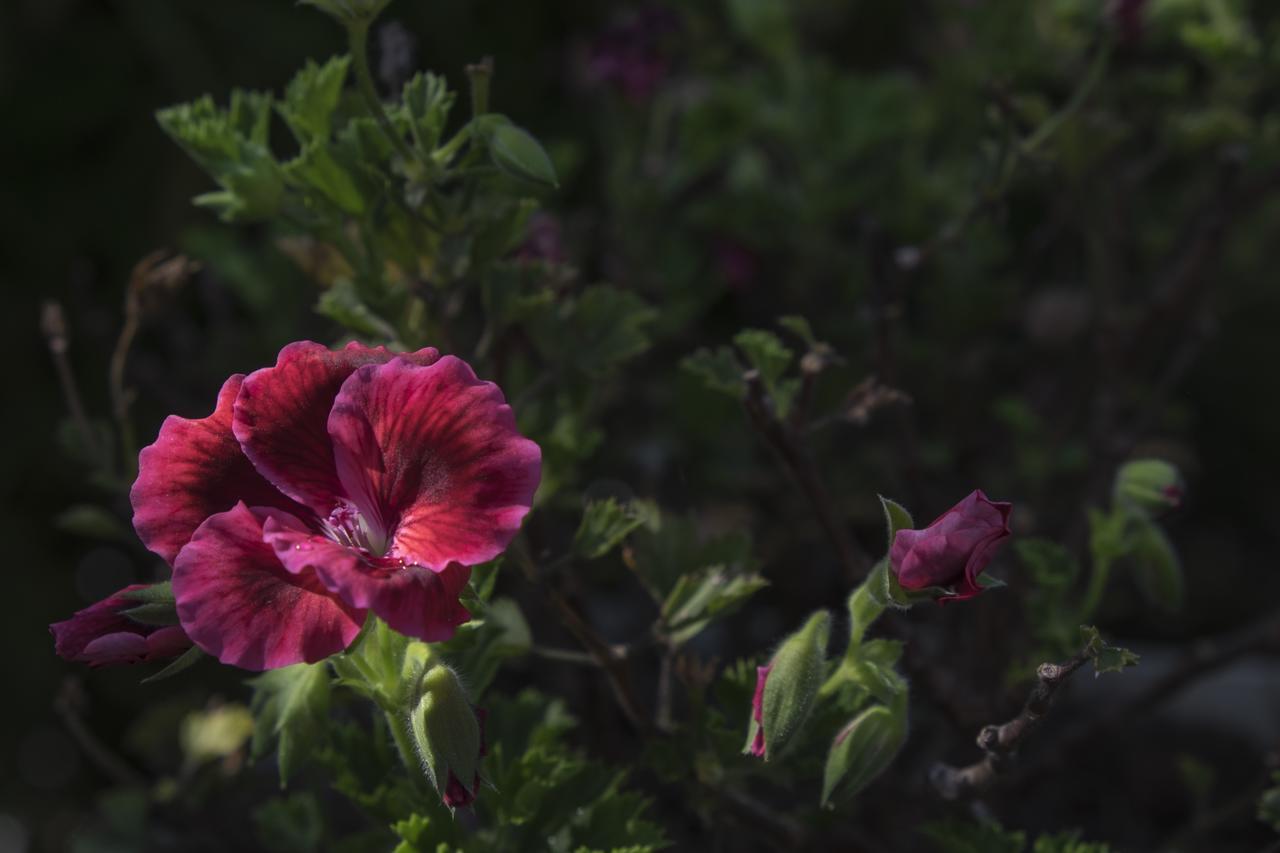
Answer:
713, 238, 760, 290
585, 7, 679, 103
1108, 0, 1150, 44
515, 213, 567, 266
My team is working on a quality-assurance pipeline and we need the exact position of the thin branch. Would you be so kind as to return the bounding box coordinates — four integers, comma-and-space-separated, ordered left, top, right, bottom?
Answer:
929, 648, 1090, 800
742, 370, 871, 584
512, 542, 650, 731
1018, 606, 1280, 787
41, 301, 102, 462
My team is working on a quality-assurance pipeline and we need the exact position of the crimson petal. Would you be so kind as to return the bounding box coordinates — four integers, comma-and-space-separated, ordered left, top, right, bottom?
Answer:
172, 502, 365, 670
262, 516, 472, 643
131, 376, 305, 565
233, 341, 441, 516
327, 355, 541, 570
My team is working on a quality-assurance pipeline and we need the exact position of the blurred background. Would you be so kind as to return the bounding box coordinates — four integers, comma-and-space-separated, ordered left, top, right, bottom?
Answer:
3, 0, 1280, 850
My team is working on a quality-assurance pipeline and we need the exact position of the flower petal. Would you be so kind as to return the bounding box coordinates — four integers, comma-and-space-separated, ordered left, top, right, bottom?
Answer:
262, 516, 471, 643
327, 355, 541, 569
233, 341, 441, 515
132, 376, 305, 565
173, 503, 365, 670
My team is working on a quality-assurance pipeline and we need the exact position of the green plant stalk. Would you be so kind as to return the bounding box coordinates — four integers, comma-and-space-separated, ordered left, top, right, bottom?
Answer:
347, 19, 417, 165
1079, 554, 1112, 622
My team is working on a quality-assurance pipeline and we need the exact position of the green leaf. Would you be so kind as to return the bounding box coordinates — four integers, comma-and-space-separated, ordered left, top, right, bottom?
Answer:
1126, 519, 1184, 612
121, 602, 180, 627
630, 513, 754, 599
141, 645, 207, 684
573, 497, 657, 560
119, 582, 175, 604
681, 346, 746, 398
278, 56, 351, 143
1015, 538, 1080, 589
402, 72, 455, 154
734, 328, 797, 416
661, 567, 768, 646
778, 314, 817, 346
315, 279, 398, 342
485, 119, 558, 187
1080, 625, 1140, 676
572, 286, 658, 373
249, 663, 332, 787
284, 142, 366, 215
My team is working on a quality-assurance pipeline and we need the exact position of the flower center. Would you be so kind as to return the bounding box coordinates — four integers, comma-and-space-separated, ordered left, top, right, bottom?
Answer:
321, 503, 390, 558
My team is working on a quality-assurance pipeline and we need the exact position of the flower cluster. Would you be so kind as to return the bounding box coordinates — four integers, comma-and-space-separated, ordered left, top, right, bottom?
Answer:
53, 342, 540, 672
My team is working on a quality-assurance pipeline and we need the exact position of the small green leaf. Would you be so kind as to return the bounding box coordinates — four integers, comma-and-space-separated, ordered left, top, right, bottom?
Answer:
777, 315, 817, 346
682, 346, 746, 397
573, 497, 655, 560
141, 645, 206, 684
119, 582, 175, 605
278, 55, 351, 143
249, 663, 332, 787
1080, 625, 1140, 676
122, 602, 180, 627
920, 819, 1026, 853
662, 567, 768, 646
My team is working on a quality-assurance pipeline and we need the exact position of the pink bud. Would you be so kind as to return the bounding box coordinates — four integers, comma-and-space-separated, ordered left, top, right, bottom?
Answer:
889, 490, 1012, 601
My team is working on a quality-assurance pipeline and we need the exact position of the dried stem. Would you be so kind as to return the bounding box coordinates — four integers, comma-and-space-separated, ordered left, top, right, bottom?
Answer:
742, 370, 871, 584
512, 542, 650, 731
929, 648, 1090, 800
41, 301, 102, 462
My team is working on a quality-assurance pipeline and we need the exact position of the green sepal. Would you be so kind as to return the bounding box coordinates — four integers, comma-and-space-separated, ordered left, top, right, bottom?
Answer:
1080, 625, 1140, 676
479, 116, 558, 187
141, 645, 206, 684
248, 663, 332, 788
821, 699, 907, 807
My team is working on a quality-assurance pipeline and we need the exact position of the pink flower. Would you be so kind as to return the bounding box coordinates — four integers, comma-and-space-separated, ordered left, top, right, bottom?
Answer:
50, 585, 191, 667
748, 664, 772, 758
128, 342, 541, 671
889, 490, 1012, 601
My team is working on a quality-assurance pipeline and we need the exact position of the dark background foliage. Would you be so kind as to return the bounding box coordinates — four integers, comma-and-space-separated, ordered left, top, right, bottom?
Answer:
3, 0, 1280, 850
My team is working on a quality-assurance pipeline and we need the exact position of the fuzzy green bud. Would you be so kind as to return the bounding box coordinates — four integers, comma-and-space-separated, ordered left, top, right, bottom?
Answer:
821, 701, 907, 807
408, 665, 485, 809
744, 610, 831, 760
1114, 458, 1184, 518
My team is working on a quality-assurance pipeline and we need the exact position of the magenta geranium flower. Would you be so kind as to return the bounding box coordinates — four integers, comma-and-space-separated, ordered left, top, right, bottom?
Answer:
51, 585, 192, 667
889, 490, 1012, 601
128, 342, 541, 671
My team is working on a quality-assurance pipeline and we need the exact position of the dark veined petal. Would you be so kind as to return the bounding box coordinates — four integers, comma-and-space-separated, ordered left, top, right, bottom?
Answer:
172, 502, 365, 671
131, 375, 304, 566
232, 341, 441, 516
262, 514, 472, 643
327, 355, 541, 570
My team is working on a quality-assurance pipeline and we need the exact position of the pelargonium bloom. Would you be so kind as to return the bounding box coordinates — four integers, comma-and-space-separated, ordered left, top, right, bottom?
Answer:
746, 664, 772, 758
128, 342, 540, 671
889, 490, 1012, 601
51, 585, 191, 667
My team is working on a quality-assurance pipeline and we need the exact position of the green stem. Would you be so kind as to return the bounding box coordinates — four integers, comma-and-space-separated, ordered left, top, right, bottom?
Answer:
384, 708, 424, 777
347, 20, 416, 164
1079, 555, 1112, 621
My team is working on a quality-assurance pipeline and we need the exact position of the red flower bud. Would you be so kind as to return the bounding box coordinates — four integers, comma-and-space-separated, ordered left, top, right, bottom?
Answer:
889, 490, 1012, 601
50, 585, 192, 667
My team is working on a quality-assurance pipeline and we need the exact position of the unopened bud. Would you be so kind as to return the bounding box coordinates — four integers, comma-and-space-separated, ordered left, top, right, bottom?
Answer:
821, 702, 906, 807
408, 665, 485, 810
1114, 458, 1184, 518
744, 610, 830, 761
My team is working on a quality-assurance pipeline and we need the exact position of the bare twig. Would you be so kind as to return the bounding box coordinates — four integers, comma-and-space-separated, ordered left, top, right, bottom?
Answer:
1019, 606, 1280, 786
512, 542, 650, 731
930, 648, 1090, 800
41, 301, 102, 462
742, 370, 871, 584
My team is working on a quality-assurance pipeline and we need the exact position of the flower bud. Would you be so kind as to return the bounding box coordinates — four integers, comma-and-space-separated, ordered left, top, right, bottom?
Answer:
889, 490, 1012, 601
744, 610, 830, 761
409, 665, 485, 809
821, 703, 906, 807
1114, 458, 1183, 518
50, 585, 191, 667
